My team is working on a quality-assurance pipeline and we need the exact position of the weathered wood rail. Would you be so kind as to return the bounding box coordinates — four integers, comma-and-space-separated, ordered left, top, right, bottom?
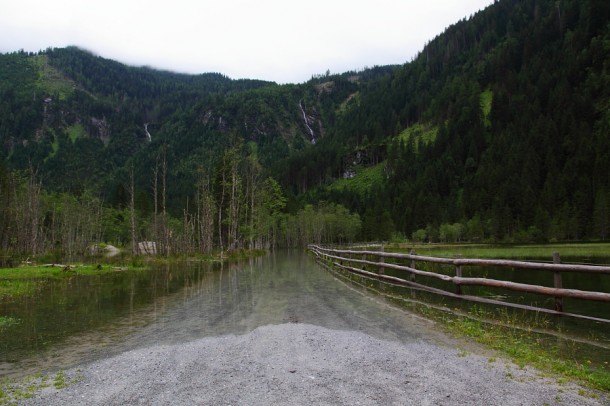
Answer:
309, 245, 610, 324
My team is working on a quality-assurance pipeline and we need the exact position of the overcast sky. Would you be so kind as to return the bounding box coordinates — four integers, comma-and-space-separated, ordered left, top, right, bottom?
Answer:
0, 0, 493, 84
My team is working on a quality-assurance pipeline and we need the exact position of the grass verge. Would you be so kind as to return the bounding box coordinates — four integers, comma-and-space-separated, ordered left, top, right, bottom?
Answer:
334, 266, 610, 395
125, 248, 267, 267
436, 306, 610, 393
388, 242, 610, 262
0, 249, 266, 301
0, 264, 145, 301
0, 370, 81, 405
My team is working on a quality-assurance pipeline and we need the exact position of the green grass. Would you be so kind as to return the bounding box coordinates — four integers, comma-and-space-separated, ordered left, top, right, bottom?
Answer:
480, 89, 493, 128
441, 307, 610, 393
0, 264, 144, 301
331, 244, 610, 394
389, 242, 610, 262
328, 163, 385, 195
337, 92, 359, 114
346, 267, 610, 393
135, 248, 268, 266
0, 371, 79, 405
0, 264, 139, 280
53, 370, 68, 390
0, 316, 20, 331
31, 55, 74, 100
45, 124, 86, 162
66, 124, 86, 143
46, 128, 59, 160
0, 279, 38, 300
397, 122, 438, 150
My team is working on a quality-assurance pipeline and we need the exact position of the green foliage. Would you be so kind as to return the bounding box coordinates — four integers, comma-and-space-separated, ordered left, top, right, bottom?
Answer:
66, 123, 85, 143
443, 309, 610, 392
0, 264, 138, 279
0, 316, 20, 331
328, 163, 385, 195
303, 0, 610, 243
0, 264, 145, 302
480, 89, 493, 128
53, 370, 68, 390
392, 242, 610, 261
31, 55, 74, 100
0, 280, 38, 300
411, 228, 427, 243
283, 202, 361, 246
2, 0, 610, 250
397, 123, 438, 150
0, 370, 80, 404
438, 223, 465, 243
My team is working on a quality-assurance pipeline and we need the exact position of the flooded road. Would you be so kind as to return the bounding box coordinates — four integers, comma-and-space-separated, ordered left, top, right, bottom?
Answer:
1, 250, 437, 379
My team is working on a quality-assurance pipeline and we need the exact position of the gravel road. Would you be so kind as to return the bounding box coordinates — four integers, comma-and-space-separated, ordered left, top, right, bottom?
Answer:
22, 323, 606, 406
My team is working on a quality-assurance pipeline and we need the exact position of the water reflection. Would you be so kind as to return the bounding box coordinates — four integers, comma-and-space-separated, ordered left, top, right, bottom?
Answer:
0, 250, 434, 379
345, 259, 610, 367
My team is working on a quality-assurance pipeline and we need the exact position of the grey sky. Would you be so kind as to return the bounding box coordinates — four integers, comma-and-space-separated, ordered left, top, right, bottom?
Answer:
0, 0, 493, 83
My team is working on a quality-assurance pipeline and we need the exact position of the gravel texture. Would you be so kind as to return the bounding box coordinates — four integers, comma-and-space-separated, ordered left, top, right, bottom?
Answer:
22, 323, 605, 406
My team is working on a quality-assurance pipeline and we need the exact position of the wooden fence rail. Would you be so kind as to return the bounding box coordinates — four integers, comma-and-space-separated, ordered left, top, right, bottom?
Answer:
309, 245, 610, 324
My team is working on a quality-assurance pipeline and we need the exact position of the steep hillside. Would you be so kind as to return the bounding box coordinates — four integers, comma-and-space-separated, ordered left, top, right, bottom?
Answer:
289, 0, 610, 242
1, 47, 388, 254
0, 47, 378, 203
1, 0, 609, 252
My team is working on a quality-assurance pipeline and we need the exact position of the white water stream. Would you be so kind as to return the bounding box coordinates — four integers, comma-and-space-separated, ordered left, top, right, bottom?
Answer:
144, 123, 152, 142
299, 100, 316, 144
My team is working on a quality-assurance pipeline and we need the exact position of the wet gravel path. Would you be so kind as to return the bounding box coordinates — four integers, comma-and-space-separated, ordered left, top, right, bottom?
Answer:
10, 252, 609, 405
22, 323, 605, 405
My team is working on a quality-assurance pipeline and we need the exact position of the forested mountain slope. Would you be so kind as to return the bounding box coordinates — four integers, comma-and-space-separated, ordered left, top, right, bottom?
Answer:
1, 0, 609, 256
286, 0, 610, 242
0, 46, 387, 253
1, 46, 392, 202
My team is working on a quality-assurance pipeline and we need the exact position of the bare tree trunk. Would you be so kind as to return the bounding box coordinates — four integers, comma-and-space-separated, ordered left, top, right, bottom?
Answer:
161, 146, 170, 256
27, 166, 41, 255
227, 145, 244, 250
197, 170, 215, 254
203, 192, 215, 253
12, 165, 42, 256
182, 197, 196, 254
218, 163, 225, 254
229, 160, 239, 249
129, 164, 138, 255
245, 156, 261, 249
250, 172, 255, 249
152, 154, 159, 251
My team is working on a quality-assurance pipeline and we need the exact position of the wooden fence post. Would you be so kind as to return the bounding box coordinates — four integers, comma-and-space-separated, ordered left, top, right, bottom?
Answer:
455, 255, 463, 295
378, 245, 385, 275
409, 249, 416, 282
553, 252, 563, 312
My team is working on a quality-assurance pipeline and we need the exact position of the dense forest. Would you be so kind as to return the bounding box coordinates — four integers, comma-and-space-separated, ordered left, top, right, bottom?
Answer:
1, 0, 609, 259
284, 0, 610, 243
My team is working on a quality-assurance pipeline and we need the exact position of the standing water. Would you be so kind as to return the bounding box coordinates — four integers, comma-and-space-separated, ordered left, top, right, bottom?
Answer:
0, 251, 436, 379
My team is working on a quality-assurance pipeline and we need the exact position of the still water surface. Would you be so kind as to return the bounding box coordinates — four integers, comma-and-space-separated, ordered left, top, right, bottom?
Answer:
0, 250, 436, 379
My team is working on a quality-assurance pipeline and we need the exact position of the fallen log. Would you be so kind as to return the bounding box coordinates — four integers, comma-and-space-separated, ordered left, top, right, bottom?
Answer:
112, 267, 128, 271
41, 263, 78, 272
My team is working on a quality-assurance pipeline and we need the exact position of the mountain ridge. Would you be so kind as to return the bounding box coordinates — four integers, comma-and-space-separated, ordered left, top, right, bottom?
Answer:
1, 0, 610, 253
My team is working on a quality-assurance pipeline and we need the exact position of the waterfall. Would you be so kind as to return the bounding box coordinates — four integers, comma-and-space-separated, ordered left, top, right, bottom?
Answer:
299, 100, 316, 144
144, 123, 152, 142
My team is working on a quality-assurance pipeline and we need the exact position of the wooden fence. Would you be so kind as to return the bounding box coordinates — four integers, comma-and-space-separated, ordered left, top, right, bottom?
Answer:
309, 245, 610, 324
